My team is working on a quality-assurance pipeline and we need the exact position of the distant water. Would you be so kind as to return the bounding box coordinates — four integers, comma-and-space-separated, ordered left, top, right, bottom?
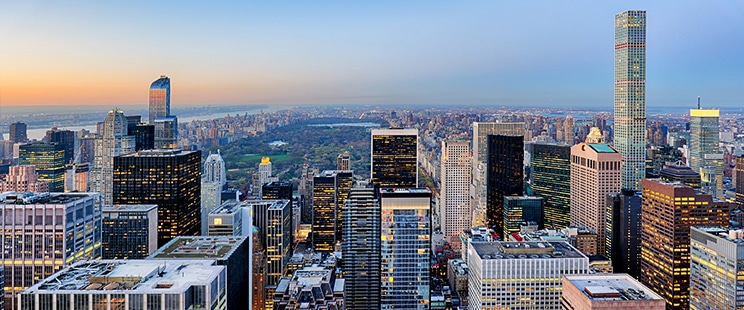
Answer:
24, 104, 284, 140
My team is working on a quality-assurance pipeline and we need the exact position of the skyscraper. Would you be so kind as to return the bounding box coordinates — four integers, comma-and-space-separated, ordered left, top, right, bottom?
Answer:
564, 115, 575, 145
8, 122, 27, 143
640, 179, 730, 310
250, 200, 291, 287
44, 128, 75, 165
149, 76, 178, 149
503, 195, 544, 238
529, 143, 571, 228
440, 140, 471, 249
570, 130, 622, 255
486, 134, 524, 235
689, 107, 723, 197
90, 109, 136, 205
113, 149, 201, 246
737, 156, 744, 207
311, 170, 352, 251
371, 128, 418, 188
0, 192, 102, 310
204, 151, 227, 188
19, 142, 65, 192
606, 190, 642, 278
471, 122, 524, 226
342, 187, 381, 310
380, 188, 431, 310
690, 226, 744, 310
614, 10, 647, 191
202, 151, 227, 234
337, 151, 351, 171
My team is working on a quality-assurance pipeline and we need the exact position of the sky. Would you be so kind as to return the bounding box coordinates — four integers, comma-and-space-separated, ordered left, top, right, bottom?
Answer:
1, 1, 743, 108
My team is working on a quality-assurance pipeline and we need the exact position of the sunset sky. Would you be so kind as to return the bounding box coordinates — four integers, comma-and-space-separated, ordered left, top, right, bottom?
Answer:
1, 1, 743, 108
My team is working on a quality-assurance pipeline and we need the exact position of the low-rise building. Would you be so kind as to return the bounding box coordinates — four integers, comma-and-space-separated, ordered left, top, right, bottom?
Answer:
561, 274, 665, 309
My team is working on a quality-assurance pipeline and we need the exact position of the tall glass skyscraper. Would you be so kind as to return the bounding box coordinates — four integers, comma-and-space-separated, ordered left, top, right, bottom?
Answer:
529, 143, 571, 229
689, 108, 723, 196
19, 142, 65, 192
614, 10, 646, 191
342, 187, 380, 310
371, 128, 418, 188
486, 134, 524, 235
148, 75, 178, 149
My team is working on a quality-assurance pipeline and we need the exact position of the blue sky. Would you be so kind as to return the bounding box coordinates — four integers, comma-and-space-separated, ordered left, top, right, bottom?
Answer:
1, 1, 743, 108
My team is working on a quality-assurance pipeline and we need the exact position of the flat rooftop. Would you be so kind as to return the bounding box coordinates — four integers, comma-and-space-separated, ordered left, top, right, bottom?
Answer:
120, 149, 195, 157
210, 199, 289, 215
103, 204, 158, 212
587, 144, 618, 153
471, 241, 586, 259
0, 192, 97, 205
148, 236, 245, 260
565, 274, 663, 301
23, 259, 222, 294
379, 188, 431, 194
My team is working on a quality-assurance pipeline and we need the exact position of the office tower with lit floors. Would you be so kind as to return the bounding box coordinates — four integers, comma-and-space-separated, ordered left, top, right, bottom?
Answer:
380, 188, 432, 310
570, 128, 621, 255
113, 149, 201, 246
371, 128, 418, 188
44, 128, 75, 165
529, 143, 571, 228
440, 140, 471, 250
90, 109, 136, 205
471, 122, 524, 226
486, 134, 524, 235
19, 142, 65, 192
689, 226, 744, 310
312, 170, 352, 251
614, 10, 647, 191
0, 192, 102, 310
640, 179, 730, 310
342, 187, 381, 310
689, 106, 724, 197
606, 190, 642, 278
101, 205, 159, 259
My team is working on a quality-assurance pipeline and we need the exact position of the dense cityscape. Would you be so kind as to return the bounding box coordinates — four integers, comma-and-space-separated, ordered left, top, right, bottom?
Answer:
2, 7, 744, 310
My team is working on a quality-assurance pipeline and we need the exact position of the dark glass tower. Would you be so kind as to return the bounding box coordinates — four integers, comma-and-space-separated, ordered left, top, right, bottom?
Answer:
19, 142, 65, 192
503, 196, 544, 238
737, 156, 744, 207
529, 143, 571, 228
44, 129, 75, 165
371, 128, 418, 188
9, 122, 27, 143
113, 149, 201, 246
311, 170, 352, 251
101, 205, 158, 259
606, 190, 642, 278
486, 134, 524, 235
126, 116, 155, 151
342, 187, 380, 310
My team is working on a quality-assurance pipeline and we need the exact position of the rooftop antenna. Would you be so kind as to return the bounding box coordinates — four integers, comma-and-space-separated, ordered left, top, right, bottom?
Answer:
698, 96, 701, 109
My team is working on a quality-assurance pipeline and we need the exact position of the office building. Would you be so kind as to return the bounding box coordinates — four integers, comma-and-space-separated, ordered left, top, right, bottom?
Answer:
44, 128, 75, 165
273, 266, 345, 309
202, 181, 223, 235
204, 151, 227, 187
503, 196, 544, 238
472, 122, 524, 226
689, 108, 724, 197
90, 109, 136, 205
8, 122, 27, 143
561, 274, 665, 310
570, 130, 621, 255
250, 200, 292, 287
614, 10, 647, 191
467, 241, 589, 310
20, 260, 226, 310
486, 134, 524, 235
689, 226, 744, 310
341, 187, 380, 310
113, 149, 200, 246
737, 156, 744, 207
640, 179, 730, 310
207, 200, 248, 236
371, 128, 418, 188
659, 162, 702, 188
128, 122, 154, 151
0, 192, 102, 310
19, 142, 65, 192
252, 226, 267, 310
149, 236, 251, 310
263, 181, 294, 239
529, 143, 571, 228
312, 170, 352, 251
606, 190, 642, 278
149, 76, 178, 149
564, 115, 575, 144
337, 151, 350, 171
0, 165, 49, 193
101, 205, 158, 259
380, 188, 431, 310
64, 162, 89, 192
440, 140, 471, 249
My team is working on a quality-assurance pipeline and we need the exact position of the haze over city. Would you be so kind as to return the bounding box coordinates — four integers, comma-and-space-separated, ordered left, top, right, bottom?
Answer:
2, 1, 743, 108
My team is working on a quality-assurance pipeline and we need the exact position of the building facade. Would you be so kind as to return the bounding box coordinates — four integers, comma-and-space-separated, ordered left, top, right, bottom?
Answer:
737, 156, 744, 207
342, 187, 380, 310
112, 149, 201, 246
90, 109, 136, 205
380, 188, 431, 310
503, 196, 544, 238
689, 108, 724, 197
8, 122, 27, 143
614, 10, 647, 191
149, 76, 178, 149
529, 143, 571, 229
486, 134, 524, 235
371, 128, 418, 188
101, 205, 158, 259
312, 170, 352, 251
19, 142, 65, 192
440, 140, 471, 249
467, 241, 588, 310
561, 274, 665, 310
640, 179, 730, 309
690, 226, 744, 310
570, 136, 621, 255
0, 165, 49, 193
606, 190, 642, 278
0, 192, 102, 310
